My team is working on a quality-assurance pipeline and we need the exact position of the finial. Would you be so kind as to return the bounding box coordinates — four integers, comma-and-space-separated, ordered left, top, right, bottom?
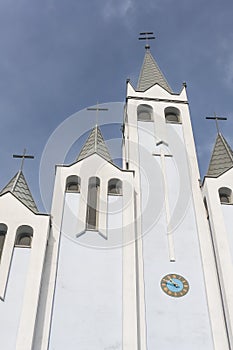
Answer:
13, 148, 34, 172
138, 32, 155, 49
206, 113, 227, 134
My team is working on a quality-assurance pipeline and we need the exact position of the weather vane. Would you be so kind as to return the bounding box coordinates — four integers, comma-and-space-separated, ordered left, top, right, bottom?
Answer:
206, 113, 227, 133
13, 148, 34, 171
138, 31, 155, 49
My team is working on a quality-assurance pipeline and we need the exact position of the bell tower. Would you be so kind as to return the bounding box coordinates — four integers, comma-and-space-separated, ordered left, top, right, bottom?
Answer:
202, 119, 233, 349
123, 36, 229, 349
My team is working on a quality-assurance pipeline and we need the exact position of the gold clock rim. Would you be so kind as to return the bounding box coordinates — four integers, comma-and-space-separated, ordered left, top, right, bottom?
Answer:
160, 273, 189, 298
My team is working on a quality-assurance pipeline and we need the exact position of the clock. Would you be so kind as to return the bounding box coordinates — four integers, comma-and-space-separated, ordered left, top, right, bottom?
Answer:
161, 273, 189, 297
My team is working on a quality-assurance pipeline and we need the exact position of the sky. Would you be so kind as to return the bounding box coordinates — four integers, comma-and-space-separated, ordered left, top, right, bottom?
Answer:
0, 0, 233, 211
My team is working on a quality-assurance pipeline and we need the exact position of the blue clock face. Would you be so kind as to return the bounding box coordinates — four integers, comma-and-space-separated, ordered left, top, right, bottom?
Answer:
161, 274, 189, 297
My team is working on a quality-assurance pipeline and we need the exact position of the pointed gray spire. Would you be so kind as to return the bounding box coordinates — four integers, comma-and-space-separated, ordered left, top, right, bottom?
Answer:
77, 125, 113, 163
207, 133, 233, 177
1, 171, 38, 212
137, 49, 172, 93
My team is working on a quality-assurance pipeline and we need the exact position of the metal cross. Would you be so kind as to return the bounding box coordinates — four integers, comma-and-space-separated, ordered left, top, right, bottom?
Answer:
13, 148, 34, 171
87, 102, 108, 151
206, 113, 227, 133
87, 102, 108, 127
153, 147, 175, 262
138, 31, 155, 49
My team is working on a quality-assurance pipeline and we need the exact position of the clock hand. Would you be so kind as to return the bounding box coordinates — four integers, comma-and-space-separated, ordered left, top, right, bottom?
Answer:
167, 278, 179, 288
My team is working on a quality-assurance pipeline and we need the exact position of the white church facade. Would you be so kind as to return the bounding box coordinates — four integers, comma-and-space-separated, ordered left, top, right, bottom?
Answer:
0, 42, 233, 350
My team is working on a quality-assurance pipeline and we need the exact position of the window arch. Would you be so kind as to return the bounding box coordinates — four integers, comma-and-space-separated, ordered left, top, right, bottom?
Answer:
66, 175, 81, 193
0, 223, 7, 260
15, 225, 33, 247
219, 187, 232, 204
108, 178, 122, 195
86, 177, 100, 230
165, 106, 181, 123
137, 104, 153, 122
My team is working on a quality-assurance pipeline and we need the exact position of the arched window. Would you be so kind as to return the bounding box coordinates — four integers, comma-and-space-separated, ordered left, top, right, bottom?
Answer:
137, 104, 153, 122
165, 107, 181, 123
0, 223, 7, 260
219, 187, 232, 204
66, 175, 81, 193
15, 225, 33, 248
108, 178, 122, 195
86, 177, 100, 230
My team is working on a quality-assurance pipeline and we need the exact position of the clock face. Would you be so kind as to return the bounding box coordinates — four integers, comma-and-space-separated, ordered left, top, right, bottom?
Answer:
161, 274, 189, 297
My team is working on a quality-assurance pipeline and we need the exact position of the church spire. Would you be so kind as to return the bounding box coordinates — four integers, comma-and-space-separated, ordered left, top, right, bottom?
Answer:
0, 171, 38, 212
77, 125, 113, 163
137, 45, 172, 93
0, 148, 38, 212
207, 132, 233, 177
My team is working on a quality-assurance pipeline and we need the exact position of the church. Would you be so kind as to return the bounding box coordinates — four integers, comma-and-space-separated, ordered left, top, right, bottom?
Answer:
0, 35, 233, 350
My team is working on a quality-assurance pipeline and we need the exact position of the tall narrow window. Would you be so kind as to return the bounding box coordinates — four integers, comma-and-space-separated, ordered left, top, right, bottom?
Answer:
0, 224, 7, 260
66, 175, 81, 193
15, 225, 33, 248
86, 177, 100, 230
137, 104, 153, 122
219, 187, 232, 204
108, 178, 122, 195
165, 106, 181, 123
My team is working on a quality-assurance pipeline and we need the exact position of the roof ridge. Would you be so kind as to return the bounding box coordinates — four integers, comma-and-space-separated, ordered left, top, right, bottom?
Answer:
12, 170, 22, 192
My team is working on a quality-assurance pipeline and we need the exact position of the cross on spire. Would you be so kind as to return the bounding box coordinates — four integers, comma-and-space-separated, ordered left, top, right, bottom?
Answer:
87, 103, 108, 152
13, 148, 34, 171
138, 31, 155, 50
87, 102, 108, 127
206, 113, 227, 133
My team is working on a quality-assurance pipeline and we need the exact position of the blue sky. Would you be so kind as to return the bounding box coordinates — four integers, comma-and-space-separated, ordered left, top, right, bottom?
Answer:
0, 0, 233, 211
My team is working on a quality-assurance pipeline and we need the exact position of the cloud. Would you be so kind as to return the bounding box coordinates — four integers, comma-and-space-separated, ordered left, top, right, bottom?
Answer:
102, 0, 133, 20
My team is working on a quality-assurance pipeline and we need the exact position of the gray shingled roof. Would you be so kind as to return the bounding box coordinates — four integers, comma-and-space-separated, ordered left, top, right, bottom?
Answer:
77, 125, 113, 163
137, 49, 172, 93
207, 133, 233, 177
0, 171, 38, 212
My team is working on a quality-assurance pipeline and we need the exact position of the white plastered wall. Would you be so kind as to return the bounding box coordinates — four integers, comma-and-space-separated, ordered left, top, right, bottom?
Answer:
0, 193, 50, 350
35, 154, 138, 349
124, 81, 228, 349
203, 168, 233, 349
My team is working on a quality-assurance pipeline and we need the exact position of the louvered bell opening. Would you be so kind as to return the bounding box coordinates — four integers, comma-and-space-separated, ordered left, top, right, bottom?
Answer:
15, 225, 33, 248
137, 104, 153, 122
0, 224, 7, 260
220, 194, 230, 204
108, 179, 122, 196
219, 187, 232, 204
66, 182, 80, 192
165, 107, 181, 123
66, 175, 81, 193
16, 234, 32, 247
